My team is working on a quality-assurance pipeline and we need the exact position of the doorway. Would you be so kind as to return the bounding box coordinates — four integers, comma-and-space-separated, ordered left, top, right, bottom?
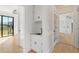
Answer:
53, 12, 77, 52
59, 13, 74, 46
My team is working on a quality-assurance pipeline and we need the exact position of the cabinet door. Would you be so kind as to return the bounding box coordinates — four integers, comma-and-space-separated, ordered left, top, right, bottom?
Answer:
32, 37, 42, 53
34, 6, 42, 21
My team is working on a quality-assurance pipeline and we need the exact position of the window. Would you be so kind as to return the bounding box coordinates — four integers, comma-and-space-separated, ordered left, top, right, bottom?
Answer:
0, 15, 14, 37
8, 17, 14, 36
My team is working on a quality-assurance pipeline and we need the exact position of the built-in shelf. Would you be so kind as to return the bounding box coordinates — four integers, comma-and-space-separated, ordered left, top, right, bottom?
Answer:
31, 20, 42, 35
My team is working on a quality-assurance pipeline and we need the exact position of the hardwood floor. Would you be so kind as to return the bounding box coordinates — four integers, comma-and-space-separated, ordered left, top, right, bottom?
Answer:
11, 37, 22, 53
0, 33, 79, 53
53, 33, 79, 53
0, 36, 22, 53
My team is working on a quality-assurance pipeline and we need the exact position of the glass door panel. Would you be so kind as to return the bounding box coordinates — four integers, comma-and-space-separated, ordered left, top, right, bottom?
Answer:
3, 16, 9, 36
0, 16, 1, 37
8, 17, 14, 36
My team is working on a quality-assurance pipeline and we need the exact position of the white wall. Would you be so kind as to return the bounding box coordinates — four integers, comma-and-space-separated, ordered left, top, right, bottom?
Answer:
0, 5, 18, 14
41, 6, 55, 52
74, 6, 79, 48
18, 6, 34, 52
18, 6, 26, 52
25, 5, 34, 52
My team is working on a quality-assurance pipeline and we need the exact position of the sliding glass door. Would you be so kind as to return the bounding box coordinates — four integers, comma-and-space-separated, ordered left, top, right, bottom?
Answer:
0, 15, 14, 37
3, 16, 9, 36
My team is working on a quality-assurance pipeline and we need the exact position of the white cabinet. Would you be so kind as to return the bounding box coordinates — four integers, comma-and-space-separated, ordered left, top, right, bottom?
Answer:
31, 35, 42, 52
31, 35, 42, 53
34, 6, 42, 21
31, 6, 55, 53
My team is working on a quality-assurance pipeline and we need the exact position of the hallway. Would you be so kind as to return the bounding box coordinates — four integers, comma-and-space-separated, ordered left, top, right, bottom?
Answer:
53, 33, 79, 53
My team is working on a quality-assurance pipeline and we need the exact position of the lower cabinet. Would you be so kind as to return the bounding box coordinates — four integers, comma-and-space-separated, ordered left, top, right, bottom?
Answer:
31, 35, 42, 53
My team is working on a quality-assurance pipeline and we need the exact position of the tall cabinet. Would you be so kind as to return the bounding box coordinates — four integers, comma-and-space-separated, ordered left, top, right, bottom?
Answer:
18, 6, 34, 52
31, 6, 56, 53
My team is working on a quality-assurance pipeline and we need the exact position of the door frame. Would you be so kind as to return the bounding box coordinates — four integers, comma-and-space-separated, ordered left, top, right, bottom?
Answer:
54, 12, 75, 47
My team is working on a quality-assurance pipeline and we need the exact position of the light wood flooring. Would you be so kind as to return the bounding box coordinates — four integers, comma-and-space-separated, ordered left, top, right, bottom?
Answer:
0, 36, 22, 53
53, 33, 79, 53
0, 33, 79, 53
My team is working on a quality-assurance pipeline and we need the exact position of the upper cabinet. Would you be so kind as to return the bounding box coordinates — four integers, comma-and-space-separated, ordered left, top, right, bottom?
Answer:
34, 6, 42, 22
